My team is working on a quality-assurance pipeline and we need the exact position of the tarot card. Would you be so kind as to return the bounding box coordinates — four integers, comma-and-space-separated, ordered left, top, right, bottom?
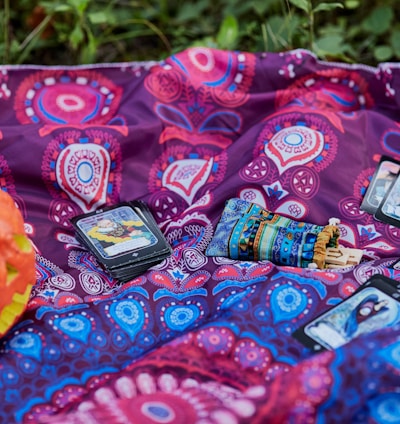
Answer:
354, 274, 400, 293
375, 172, 400, 227
71, 202, 171, 270
293, 275, 400, 352
391, 258, 400, 270
110, 256, 165, 282
129, 200, 164, 236
361, 156, 400, 214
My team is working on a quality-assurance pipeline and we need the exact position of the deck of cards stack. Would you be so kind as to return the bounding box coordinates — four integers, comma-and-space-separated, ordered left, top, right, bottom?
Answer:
361, 155, 400, 228
71, 200, 172, 282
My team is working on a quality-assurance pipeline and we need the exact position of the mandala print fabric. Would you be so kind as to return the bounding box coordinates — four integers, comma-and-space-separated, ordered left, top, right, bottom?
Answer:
0, 48, 399, 423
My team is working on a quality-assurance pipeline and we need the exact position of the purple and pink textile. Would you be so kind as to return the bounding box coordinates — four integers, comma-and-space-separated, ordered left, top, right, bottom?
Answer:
1, 47, 400, 423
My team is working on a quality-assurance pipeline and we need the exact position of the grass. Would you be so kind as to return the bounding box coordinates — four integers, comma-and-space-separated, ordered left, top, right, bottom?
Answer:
1, 0, 400, 65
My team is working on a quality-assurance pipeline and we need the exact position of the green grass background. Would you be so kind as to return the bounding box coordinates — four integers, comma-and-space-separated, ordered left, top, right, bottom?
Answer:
2, 0, 400, 65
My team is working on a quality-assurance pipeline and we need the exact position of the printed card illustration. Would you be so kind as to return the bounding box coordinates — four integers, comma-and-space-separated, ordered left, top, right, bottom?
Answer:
71, 201, 172, 282
375, 172, 400, 227
361, 156, 400, 214
392, 258, 400, 270
293, 276, 400, 352
76, 206, 158, 259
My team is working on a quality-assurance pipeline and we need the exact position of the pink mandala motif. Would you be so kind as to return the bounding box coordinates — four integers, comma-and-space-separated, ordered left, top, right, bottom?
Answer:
14, 70, 122, 125
385, 225, 400, 244
196, 326, 235, 355
144, 66, 184, 103
147, 191, 187, 222
162, 47, 256, 107
145, 49, 254, 149
275, 68, 374, 113
299, 361, 332, 404
48, 199, 82, 229
338, 196, 367, 221
0, 70, 10, 99
353, 166, 376, 200
68, 250, 118, 290
148, 145, 227, 206
42, 129, 122, 213
255, 113, 338, 175
381, 128, 400, 157
212, 262, 274, 282
339, 279, 360, 297
240, 157, 270, 182
290, 166, 320, 199
265, 362, 291, 381
0, 154, 16, 194
234, 338, 272, 372
148, 211, 214, 292
0, 155, 27, 218
26, 367, 262, 423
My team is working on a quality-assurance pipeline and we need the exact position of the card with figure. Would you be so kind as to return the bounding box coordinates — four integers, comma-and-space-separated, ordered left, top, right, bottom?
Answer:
361, 156, 400, 214
71, 201, 172, 281
293, 275, 400, 352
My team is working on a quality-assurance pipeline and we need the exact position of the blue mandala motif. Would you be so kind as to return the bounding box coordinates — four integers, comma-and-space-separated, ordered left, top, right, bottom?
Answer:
43, 345, 62, 363
17, 357, 39, 376
7, 332, 43, 361
368, 393, 400, 424
108, 299, 146, 341
89, 330, 109, 349
164, 304, 200, 331
54, 315, 92, 343
62, 339, 83, 356
378, 342, 400, 371
157, 298, 208, 334
1, 366, 20, 387
111, 329, 129, 351
214, 285, 258, 312
268, 282, 309, 323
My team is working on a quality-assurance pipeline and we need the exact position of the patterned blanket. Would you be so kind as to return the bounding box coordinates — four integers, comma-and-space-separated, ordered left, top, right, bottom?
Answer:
1, 47, 400, 423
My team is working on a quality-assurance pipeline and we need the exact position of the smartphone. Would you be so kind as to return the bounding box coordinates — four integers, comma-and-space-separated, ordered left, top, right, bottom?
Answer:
292, 275, 400, 352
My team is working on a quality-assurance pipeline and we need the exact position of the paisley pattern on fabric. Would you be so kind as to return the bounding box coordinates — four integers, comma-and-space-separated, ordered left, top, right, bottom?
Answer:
42, 129, 122, 213
0, 154, 17, 196
147, 47, 256, 107
145, 48, 255, 147
14, 70, 122, 126
255, 112, 338, 175
275, 68, 374, 113
148, 145, 227, 206
0, 48, 400, 424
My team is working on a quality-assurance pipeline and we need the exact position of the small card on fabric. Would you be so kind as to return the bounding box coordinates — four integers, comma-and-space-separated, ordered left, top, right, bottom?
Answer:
360, 156, 400, 214
374, 172, 400, 228
71, 201, 172, 282
391, 258, 400, 270
292, 275, 400, 353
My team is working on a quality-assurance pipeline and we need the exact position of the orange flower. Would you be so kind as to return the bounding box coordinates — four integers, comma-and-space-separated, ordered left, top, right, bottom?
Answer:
0, 190, 36, 336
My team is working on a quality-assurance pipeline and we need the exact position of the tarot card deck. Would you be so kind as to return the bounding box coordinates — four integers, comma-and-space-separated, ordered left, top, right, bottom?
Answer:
71, 201, 172, 282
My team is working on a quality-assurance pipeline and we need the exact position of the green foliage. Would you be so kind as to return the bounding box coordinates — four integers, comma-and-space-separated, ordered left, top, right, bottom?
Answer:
1, 0, 400, 65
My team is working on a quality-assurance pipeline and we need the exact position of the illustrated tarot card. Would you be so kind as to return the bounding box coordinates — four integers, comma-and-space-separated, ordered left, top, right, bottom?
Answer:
293, 277, 400, 352
391, 258, 400, 270
72, 204, 159, 266
375, 173, 400, 227
361, 156, 400, 214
